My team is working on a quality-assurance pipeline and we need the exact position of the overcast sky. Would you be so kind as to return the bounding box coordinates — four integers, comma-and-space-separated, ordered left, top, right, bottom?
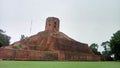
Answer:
0, 0, 120, 51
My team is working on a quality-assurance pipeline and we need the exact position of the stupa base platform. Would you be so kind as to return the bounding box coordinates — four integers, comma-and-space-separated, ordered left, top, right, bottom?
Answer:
0, 48, 102, 61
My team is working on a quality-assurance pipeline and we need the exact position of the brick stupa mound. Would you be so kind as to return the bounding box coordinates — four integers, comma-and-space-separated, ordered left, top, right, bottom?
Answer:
0, 17, 101, 61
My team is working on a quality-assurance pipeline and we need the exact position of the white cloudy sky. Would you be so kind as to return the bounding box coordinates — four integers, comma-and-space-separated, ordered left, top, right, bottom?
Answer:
0, 0, 120, 51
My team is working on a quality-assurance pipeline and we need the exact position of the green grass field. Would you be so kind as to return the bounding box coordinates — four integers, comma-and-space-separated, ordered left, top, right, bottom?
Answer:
0, 61, 120, 68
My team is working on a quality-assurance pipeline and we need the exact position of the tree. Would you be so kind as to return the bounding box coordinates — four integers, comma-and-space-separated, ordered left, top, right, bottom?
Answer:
110, 30, 120, 60
101, 41, 111, 57
20, 35, 26, 40
90, 43, 98, 51
0, 29, 5, 33
0, 29, 11, 47
90, 43, 101, 55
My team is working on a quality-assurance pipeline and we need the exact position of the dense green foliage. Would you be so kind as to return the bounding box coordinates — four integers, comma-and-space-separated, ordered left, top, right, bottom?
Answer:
14, 45, 23, 50
110, 30, 120, 60
90, 30, 120, 60
90, 43, 98, 50
101, 41, 111, 57
0, 61, 119, 68
90, 43, 101, 55
20, 35, 26, 40
0, 29, 10, 47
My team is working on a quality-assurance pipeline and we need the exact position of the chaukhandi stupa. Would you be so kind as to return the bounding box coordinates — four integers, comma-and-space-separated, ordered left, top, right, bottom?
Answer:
0, 17, 101, 61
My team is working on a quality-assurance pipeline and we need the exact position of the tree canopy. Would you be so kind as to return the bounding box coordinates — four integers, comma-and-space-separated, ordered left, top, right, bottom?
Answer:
90, 43, 101, 55
0, 29, 11, 47
20, 35, 26, 40
110, 30, 120, 60
101, 41, 111, 57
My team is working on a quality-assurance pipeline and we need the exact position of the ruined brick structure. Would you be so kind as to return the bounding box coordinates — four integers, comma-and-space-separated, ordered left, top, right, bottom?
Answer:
0, 17, 105, 61
45, 17, 59, 32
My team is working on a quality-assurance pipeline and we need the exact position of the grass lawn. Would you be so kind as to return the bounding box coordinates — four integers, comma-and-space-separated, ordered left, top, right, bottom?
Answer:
0, 61, 120, 68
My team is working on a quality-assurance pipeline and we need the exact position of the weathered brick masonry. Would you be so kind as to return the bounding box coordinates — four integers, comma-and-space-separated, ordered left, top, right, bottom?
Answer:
0, 17, 109, 61
0, 48, 57, 60
0, 48, 102, 61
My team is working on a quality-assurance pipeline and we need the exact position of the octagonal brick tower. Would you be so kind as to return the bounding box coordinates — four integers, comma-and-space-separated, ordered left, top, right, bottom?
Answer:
45, 17, 60, 32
